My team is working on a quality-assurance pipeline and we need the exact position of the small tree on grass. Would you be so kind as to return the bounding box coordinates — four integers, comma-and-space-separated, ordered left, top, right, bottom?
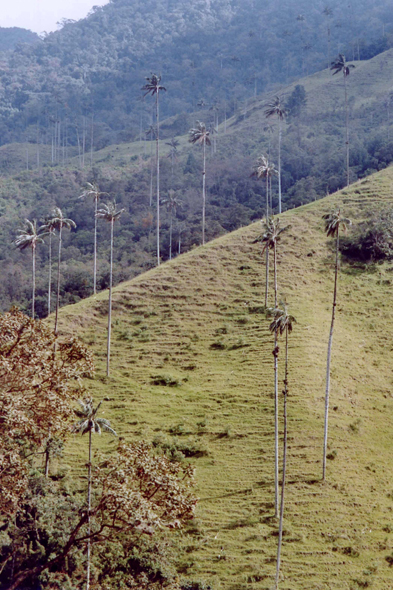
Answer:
96, 202, 124, 376
73, 398, 116, 590
268, 302, 296, 590
322, 209, 351, 480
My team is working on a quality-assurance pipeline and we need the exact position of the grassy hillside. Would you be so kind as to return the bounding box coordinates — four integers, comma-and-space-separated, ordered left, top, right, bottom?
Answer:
55, 164, 393, 589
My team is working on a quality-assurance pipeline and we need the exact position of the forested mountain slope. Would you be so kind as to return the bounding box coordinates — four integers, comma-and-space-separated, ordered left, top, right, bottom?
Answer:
1, 0, 393, 147
3, 46, 393, 317
0, 28, 39, 52
56, 165, 393, 589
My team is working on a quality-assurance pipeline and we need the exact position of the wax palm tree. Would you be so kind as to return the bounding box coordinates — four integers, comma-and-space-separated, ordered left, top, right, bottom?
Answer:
261, 218, 290, 517
331, 54, 355, 186
265, 97, 287, 214
323, 7, 333, 69
96, 202, 124, 376
161, 190, 182, 260
15, 219, 47, 319
189, 121, 211, 245
142, 74, 166, 266
50, 207, 76, 336
268, 302, 296, 590
79, 182, 108, 295
40, 217, 57, 316
73, 398, 116, 590
251, 154, 277, 219
322, 209, 351, 480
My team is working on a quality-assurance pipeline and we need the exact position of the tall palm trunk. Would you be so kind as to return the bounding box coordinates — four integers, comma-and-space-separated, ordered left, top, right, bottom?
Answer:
48, 232, 52, 315
107, 219, 114, 377
264, 248, 269, 308
169, 209, 173, 260
275, 326, 289, 589
93, 197, 98, 295
273, 241, 279, 517
323, 230, 339, 480
149, 134, 154, 207
86, 427, 92, 590
344, 72, 350, 187
156, 93, 160, 266
278, 119, 282, 214
32, 244, 36, 319
54, 224, 62, 336
202, 137, 206, 245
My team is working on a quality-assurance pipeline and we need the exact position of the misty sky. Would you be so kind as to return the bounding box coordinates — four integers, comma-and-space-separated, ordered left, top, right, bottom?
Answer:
1, 0, 109, 34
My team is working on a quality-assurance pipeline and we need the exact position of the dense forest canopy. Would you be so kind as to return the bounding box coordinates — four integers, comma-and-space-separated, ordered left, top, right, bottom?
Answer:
1, 0, 393, 148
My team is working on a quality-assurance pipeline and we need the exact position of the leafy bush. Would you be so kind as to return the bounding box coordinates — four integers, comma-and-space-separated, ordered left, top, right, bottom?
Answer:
340, 208, 393, 261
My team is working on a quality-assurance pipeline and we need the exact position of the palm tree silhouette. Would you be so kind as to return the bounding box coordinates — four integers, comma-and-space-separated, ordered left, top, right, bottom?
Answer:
331, 54, 355, 187
322, 209, 351, 480
268, 302, 296, 590
142, 74, 166, 266
96, 202, 124, 376
161, 190, 182, 260
252, 154, 277, 219
73, 398, 116, 590
15, 219, 47, 319
261, 218, 290, 517
41, 217, 57, 316
265, 97, 287, 214
165, 137, 180, 180
79, 182, 108, 295
189, 121, 211, 245
50, 207, 76, 336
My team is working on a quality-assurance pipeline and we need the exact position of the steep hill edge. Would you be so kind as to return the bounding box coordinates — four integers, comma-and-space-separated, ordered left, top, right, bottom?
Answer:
57, 167, 393, 590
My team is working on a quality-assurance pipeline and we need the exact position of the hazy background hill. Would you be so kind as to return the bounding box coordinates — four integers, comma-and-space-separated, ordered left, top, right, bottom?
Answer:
0, 27, 39, 52
1, 0, 393, 147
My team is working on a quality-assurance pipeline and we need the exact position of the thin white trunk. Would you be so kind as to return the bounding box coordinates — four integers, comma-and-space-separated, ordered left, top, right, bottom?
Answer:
32, 244, 36, 319
48, 232, 52, 315
275, 327, 288, 589
278, 118, 282, 214
273, 242, 279, 518
86, 428, 92, 590
323, 232, 339, 480
156, 94, 161, 265
107, 219, 113, 376
54, 225, 62, 336
169, 210, 173, 260
202, 138, 206, 245
93, 198, 98, 295
344, 72, 350, 187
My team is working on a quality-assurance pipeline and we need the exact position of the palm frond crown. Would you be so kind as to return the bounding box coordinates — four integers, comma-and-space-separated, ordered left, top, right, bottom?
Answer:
73, 398, 117, 437
268, 301, 297, 335
142, 73, 166, 97
49, 206, 77, 231
188, 121, 211, 146
322, 209, 352, 237
96, 202, 125, 223
264, 96, 288, 120
15, 219, 47, 250
330, 54, 355, 77
251, 154, 277, 180
79, 182, 108, 201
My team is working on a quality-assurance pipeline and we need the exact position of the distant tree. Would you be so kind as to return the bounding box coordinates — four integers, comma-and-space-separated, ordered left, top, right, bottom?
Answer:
49, 207, 76, 337
323, 7, 333, 69
73, 398, 116, 590
285, 85, 307, 120
268, 302, 296, 590
96, 202, 124, 376
165, 137, 180, 179
79, 182, 108, 295
331, 54, 355, 186
322, 209, 351, 480
251, 154, 277, 219
189, 121, 211, 245
265, 97, 287, 214
261, 218, 290, 517
142, 74, 166, 266
161, 190, 182, 260
15, 220, 47, 319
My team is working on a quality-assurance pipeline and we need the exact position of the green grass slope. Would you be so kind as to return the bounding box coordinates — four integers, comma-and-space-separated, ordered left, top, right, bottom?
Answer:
57, 166, 393, 590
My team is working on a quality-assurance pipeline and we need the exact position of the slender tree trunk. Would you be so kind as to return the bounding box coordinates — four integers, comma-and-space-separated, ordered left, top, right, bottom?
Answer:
327, 24, 331, 70
202, 138, 206, 245
275, 327, 288, 589
266, 174, 269, 219
93, 198, 98, 295
278, 118, 282, 214
273, 242, 279, 518
32, 244, 36, 319
169, 210, 173, 260
156, 93, 160, 266
265, 248, 269, 308
86, 428, 92, 590
54, 225, 62, 336
48, 232, 52, 316
344, 72, 350, 187
107, 219, 114, 376
323, 231, 339, 480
